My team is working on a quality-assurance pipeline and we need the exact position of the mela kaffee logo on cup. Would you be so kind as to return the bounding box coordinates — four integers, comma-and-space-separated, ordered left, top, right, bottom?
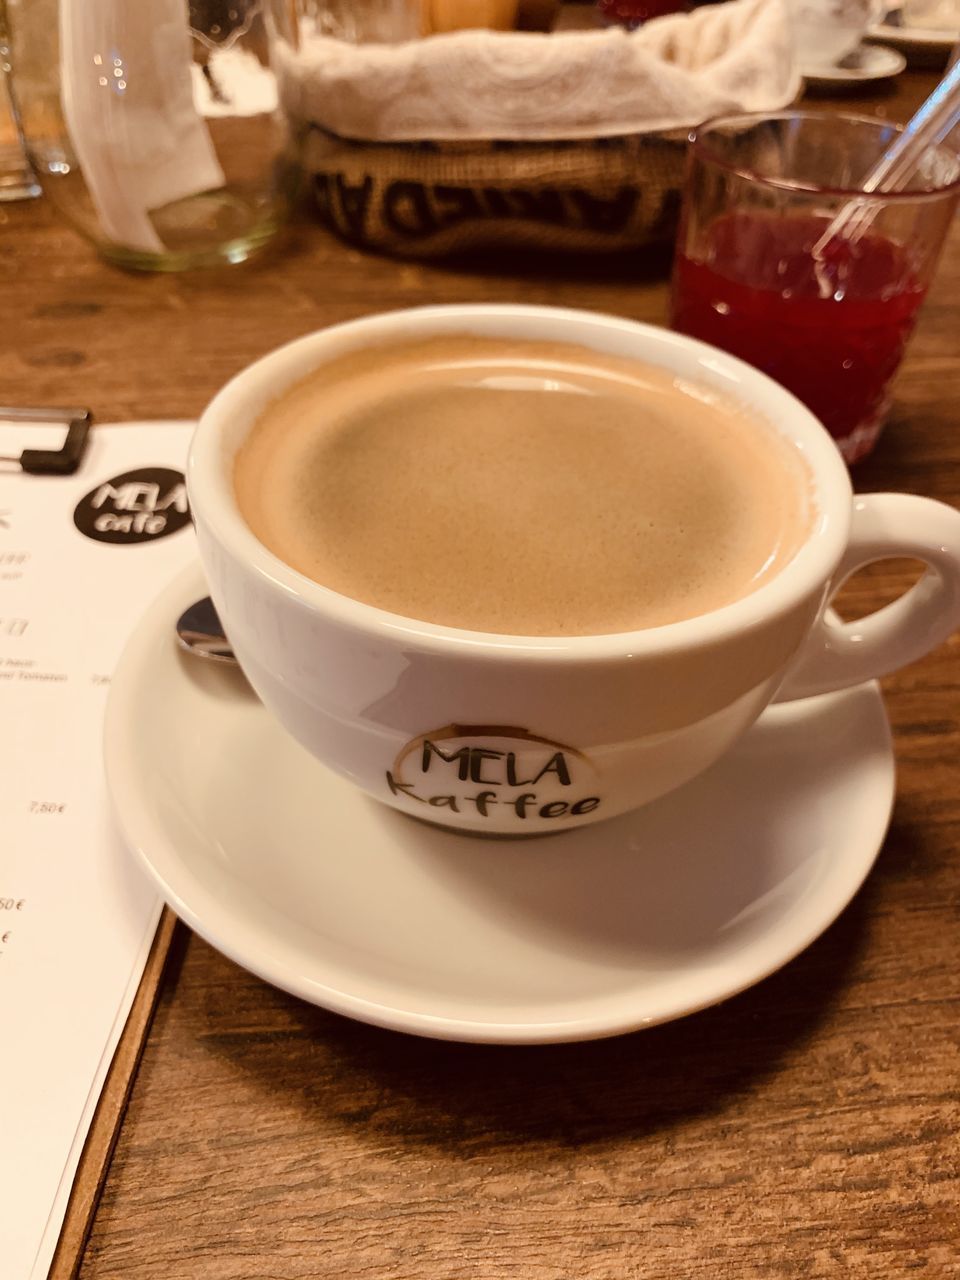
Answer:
387, 725, 601, 823
73, 468, 190, 544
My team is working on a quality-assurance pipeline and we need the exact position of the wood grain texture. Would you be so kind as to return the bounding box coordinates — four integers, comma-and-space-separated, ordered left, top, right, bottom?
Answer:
3, 63, 958, 1280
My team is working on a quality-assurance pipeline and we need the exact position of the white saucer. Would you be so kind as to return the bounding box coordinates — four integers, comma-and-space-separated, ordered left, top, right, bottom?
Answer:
802, 43, 908, 87
866, 12, 958, 63
105, 566, 896, 1044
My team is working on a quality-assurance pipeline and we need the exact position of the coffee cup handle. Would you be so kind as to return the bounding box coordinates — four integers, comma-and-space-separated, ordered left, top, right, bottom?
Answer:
776, 493, 960, 701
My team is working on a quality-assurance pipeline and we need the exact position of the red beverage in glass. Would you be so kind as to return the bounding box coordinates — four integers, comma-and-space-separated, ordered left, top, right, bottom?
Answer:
597, 0, 687, 25
669, 112, 960, 464
671, 212, 927, 463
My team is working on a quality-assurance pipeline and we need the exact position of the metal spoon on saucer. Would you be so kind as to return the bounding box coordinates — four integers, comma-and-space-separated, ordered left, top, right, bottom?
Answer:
176, 597, 237, 664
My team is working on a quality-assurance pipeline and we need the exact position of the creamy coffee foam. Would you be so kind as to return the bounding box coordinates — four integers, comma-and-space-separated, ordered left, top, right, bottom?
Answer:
234, 336, 813, 635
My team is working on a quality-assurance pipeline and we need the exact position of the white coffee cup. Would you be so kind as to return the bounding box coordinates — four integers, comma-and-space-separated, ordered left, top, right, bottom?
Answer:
188, 305, 960, 836
786, 0, 877, 67
902, 0, 960, 29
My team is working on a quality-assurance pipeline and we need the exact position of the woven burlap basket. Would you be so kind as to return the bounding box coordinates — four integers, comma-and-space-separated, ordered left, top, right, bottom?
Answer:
300, 125, 689, 257
277, 0, 798, 258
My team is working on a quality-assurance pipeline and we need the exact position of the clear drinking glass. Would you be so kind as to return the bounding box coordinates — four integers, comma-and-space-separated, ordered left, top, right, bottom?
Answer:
0, 8, 39, 199
6, 0, 297, 270
670, 111, 960, 463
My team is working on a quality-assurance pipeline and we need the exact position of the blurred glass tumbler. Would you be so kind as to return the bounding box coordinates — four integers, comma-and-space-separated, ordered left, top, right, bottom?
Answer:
6, 0, 296, 270
0, 11, 39, 199
670, 112, 960, 464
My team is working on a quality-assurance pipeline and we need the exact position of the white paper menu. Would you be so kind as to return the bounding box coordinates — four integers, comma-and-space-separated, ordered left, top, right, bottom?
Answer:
0, 422, 196, 1280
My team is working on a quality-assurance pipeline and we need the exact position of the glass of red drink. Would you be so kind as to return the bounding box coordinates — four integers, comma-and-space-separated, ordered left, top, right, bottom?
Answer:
670, 111, 960, 463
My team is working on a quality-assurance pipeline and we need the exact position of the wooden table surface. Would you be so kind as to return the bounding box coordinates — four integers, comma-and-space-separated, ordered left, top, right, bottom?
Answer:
4, 66, 959, 1280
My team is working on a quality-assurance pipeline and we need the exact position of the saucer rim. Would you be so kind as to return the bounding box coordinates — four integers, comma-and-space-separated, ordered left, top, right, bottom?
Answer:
105, 565, 896, 1044
801, 44, 908, 82
865, 18, 959, 48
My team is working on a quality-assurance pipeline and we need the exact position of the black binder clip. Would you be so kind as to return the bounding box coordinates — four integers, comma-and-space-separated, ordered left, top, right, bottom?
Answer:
0, 406, 92, 475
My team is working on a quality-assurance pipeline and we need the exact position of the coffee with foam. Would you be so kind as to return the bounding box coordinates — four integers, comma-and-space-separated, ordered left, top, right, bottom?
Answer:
234, 336, 813, 635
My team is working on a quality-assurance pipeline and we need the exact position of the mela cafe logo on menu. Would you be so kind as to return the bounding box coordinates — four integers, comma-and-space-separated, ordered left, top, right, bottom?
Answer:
386, 725, 601, 822
73, 468, 190, 544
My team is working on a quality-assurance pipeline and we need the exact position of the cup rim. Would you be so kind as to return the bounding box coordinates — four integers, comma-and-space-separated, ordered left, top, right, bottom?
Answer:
689, 109, 960, 202
188, 304, 853, 661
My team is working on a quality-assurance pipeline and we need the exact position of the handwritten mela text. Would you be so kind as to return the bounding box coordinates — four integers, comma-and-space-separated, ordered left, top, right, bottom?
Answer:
89, 478, 187, 535
386, 737, 601, 820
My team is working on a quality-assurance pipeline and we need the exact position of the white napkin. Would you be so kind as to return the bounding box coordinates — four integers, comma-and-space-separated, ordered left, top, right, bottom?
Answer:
60, 0, 225, 253
276, 0, 800, 142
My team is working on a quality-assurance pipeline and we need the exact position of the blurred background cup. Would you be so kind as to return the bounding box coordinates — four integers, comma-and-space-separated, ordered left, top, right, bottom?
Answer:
784, 0, 877, 67
6, 0, 297, 270
902, 0, 960, 28
670, 110, 960, 465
